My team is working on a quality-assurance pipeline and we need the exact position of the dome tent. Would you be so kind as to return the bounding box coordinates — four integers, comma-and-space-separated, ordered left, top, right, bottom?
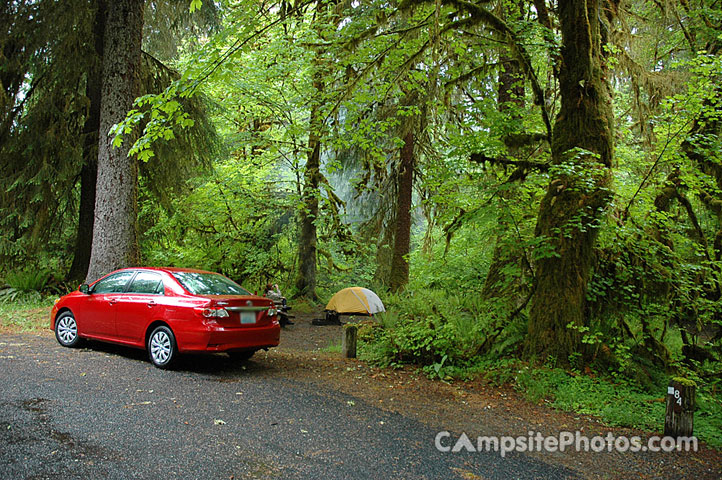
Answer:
325, 287, 385, 316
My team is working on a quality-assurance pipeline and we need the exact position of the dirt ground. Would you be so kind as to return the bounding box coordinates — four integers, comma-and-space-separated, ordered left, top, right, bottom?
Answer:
270, 308, 722, 480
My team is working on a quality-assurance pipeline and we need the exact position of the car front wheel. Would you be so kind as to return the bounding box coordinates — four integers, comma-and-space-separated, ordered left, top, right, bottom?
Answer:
148, 325, 177, 369
55, 311, 81, 347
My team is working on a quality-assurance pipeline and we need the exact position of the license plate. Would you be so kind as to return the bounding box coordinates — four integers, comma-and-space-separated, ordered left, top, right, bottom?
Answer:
241, 311, 256, 324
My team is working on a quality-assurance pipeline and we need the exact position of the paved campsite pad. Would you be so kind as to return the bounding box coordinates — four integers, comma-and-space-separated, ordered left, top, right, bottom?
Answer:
0, 309, 720, 479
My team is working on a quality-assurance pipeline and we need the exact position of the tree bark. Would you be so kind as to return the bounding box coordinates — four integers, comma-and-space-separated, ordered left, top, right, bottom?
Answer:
294, 60, 323, 300
68, 159, 98, 282
294, 0, 341, 300
525, 0, 614, 364
389, 130, 414, 292
68, 0, 105, 284
294, 114, 321, 300
85, 0, 144, 283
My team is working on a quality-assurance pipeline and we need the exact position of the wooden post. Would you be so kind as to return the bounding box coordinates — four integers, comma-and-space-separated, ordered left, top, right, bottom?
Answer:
342, 324, 357, 358
664, 377, 696, 438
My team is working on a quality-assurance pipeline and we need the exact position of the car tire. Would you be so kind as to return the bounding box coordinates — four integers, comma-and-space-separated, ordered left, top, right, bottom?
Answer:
148, 325, 177, 369
227, 350, 255, 362
55, 311, 81, 347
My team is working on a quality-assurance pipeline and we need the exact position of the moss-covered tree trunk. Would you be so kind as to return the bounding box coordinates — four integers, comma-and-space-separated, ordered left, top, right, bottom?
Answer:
389, 130, 415, 292
525, 0, 614, 363
294, 71, 322, 300
85, 0, 144, 283
68, 0, 106, 283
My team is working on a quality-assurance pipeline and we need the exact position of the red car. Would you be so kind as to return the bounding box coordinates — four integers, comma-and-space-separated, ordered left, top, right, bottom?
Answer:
50, 267, 280, 368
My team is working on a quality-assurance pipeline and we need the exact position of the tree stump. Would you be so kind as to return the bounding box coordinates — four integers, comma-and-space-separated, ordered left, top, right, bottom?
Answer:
664, 378, 696, 438
342, 324, 357, 358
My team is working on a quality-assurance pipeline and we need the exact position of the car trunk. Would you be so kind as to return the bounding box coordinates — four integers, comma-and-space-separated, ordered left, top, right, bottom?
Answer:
202, 295, 274, 328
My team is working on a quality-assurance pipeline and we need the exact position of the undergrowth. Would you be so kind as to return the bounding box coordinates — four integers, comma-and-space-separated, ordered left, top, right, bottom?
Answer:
357, 288, 722, 449
480, 358, 722, 449
0, 269, 61, 304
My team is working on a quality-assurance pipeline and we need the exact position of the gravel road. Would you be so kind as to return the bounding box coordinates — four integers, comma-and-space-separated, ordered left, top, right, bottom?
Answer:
0, 333, 576, 479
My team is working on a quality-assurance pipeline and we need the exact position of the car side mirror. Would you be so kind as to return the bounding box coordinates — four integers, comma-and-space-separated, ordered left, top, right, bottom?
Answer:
79, 284, 90, 294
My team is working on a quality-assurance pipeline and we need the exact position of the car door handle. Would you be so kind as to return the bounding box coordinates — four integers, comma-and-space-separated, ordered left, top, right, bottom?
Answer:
109, 299, 118, 305
147, 301, 156, 307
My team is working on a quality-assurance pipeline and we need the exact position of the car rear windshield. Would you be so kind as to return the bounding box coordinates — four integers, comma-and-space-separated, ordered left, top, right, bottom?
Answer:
172, 272, 251, 296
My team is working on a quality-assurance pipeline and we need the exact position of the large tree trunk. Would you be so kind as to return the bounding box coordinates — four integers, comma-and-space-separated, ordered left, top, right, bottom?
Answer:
294, 0, 340, 300
525, 0, 614, 363
85, 0, 144, 283
68, 0, 106, 283
294, 73, 322, 300
294, 125, 320, 300
68, 159, 98, 282
389, 130, 415, 292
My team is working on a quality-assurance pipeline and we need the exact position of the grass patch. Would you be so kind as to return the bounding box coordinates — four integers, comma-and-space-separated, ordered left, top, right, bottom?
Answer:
320, 341, 342, 354
0, 297, 53, 333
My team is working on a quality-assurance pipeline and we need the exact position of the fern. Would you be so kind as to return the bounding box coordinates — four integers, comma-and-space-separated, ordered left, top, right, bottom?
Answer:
4, 270, 50, 292
0, 287, 41, 304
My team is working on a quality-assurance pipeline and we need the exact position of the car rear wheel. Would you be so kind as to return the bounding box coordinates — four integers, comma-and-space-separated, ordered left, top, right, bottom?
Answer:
55, 311, 81, 347
148, 325, 177, 369
227, 350, 255, 362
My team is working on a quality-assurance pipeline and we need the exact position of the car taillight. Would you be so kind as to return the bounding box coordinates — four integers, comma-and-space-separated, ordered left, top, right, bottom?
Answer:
196, 307, 229, 318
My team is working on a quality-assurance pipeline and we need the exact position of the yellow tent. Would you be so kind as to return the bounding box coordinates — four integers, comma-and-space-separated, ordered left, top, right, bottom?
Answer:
325, 287, 385, 315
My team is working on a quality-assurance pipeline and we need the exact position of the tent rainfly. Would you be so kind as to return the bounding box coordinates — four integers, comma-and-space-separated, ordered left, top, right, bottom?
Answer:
325, 287, 385, 316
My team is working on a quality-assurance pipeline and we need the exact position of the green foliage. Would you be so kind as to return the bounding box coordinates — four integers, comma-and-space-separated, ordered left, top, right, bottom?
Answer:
316, 241, 377, 300
189, 0, 203, 14
407, 228, 492, 293
140, 155, 295, 288
320, 341, 342, 354
291, 298, 317, 314
0, 270, 53, 303
0, 288, 38, 304
358, 288, 520, 373
4, 270, 51, 292
469, 356, 722, 448
0, 0, 96, 269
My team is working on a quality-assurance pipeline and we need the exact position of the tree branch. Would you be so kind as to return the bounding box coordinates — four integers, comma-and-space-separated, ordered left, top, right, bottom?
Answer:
444, 0, 553, 141
469, 152, 550, 172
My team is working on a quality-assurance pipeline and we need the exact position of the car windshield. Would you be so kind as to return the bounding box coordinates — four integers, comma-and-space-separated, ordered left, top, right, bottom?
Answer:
172, 272, 251, 296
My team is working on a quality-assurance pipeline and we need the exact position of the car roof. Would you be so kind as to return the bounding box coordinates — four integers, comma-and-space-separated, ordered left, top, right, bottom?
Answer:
108, 267, 217, 275
154, 267, 216, 274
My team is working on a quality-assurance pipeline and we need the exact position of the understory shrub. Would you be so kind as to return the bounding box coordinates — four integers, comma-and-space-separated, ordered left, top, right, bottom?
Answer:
0, 269, 53, 303
358, 289, 518, 376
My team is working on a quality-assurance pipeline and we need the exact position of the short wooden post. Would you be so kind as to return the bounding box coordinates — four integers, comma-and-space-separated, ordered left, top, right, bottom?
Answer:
342, 324, 357, 358
664, 377, 696, 437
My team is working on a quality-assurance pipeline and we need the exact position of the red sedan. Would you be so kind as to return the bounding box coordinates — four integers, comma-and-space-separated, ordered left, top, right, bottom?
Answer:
50, 267, 280, 368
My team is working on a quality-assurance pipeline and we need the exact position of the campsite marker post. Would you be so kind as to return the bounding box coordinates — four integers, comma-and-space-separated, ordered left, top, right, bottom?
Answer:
664, 377, 695, 438
342, 324, 358, 358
